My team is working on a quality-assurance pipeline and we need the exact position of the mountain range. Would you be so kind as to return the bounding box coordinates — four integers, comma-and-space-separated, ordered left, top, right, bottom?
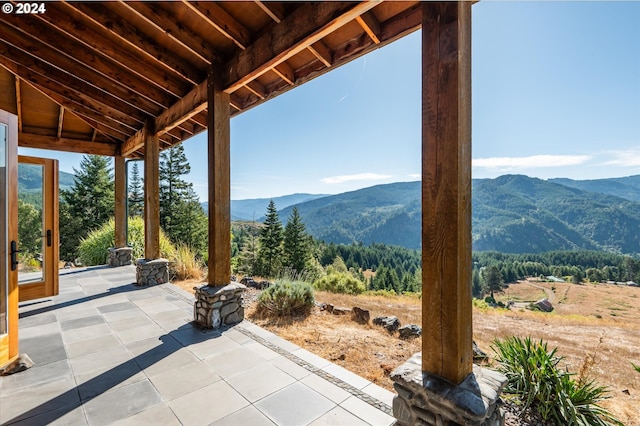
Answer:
234, 175, 640, 254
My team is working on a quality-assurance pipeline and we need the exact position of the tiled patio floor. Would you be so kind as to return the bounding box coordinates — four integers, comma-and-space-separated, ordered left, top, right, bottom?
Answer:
0, 266, 396, 426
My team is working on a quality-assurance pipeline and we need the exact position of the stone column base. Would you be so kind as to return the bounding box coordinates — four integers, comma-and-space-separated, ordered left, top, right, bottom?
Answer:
391, 352, 507, 426
193, 282, 246, 329
136, 258, 169, 286
108, 247, 133, 267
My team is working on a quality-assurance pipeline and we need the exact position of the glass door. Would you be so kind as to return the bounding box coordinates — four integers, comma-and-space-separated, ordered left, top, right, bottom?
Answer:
0, 110, 18, 369
17, 156, 59, 302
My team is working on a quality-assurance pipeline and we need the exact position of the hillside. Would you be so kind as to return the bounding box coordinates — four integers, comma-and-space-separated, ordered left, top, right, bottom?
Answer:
204, 193, 329, 220
18, 165, 75, 192
268, 175, 640, 254
551, 175, 640, 202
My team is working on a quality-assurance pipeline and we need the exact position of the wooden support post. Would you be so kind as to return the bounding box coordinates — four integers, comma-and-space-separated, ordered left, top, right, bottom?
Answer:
207, 68, 231, 285
114, 155, 127, 248
144, 127, 160, 259
421, 1, 472, 385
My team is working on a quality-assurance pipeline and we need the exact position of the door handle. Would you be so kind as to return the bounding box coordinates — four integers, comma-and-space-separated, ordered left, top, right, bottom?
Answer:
46, 229, 52, 247
10, 240, 21, 271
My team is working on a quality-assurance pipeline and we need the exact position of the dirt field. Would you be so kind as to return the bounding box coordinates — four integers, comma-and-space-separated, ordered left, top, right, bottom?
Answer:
176, 279, 640, 425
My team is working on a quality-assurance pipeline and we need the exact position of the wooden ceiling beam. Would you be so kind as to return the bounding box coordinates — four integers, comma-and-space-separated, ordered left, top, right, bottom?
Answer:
182, 1, 251, 50
245, 80, 266, 100
255, 1, 285, 23
65, 2, 203, 85
273, 63, 295, 86
308, 41, 333, 67
46, 2, 193, 97
19, 133, 118, 157
0, 43, 146, 130
118, 1, 218, 65
121, 128, 146, 157
14, 75, 22, 132
154, 80, 208, 137
356, 11, 381, 44
223, 1, 379, 93
0, 13, 176, 111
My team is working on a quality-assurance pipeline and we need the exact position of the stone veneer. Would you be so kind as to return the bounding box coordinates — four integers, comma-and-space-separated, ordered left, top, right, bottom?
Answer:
136, 258, 169, 286
193, 282, 246, 329
391, 352, 507, 426
108, 247, 133, 267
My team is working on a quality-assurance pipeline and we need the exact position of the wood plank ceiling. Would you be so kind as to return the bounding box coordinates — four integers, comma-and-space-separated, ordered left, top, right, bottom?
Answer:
0, 1, 421, 158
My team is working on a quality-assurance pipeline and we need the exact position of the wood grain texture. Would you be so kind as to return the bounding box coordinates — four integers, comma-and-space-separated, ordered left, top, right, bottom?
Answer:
421, 1, 472, 385
207, 69, 231, 286
114, 156, 127, 248
144, 128, 160, 259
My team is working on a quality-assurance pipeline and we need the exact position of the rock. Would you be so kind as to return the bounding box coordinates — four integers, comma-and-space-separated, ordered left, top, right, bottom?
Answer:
398, 324, 421, 339
373, 315, 400, 332
534, 298, 554, 312
473, 341, 488, 361
332, 307, 351, 315
351, 306, 370, 324
325, 304, 334, 313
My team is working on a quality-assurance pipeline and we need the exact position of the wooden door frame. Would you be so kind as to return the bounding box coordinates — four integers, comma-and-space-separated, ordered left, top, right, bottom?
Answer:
17, 155, 59, 302
0, 110, 18, 369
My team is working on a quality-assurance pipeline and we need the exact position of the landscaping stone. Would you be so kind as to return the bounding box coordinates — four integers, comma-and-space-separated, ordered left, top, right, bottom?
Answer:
391, 352, 507, 426
351, 306, 370, 324
398, 324, 422, 339
332, 307, 351, 315
373, 315, 401, 332
534, 298, 554, 312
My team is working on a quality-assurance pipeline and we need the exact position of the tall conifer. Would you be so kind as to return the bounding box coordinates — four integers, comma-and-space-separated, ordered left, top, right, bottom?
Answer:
258, 200, 283, 277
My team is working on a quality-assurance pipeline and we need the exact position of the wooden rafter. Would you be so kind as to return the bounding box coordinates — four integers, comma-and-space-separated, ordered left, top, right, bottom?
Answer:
14, 75, 22, 132
118, 1, 217, 65
356, 11, 381, 44
57, 106, 64, 139
308, 41, 332, 67
182, 1, 250, 50
272, 63, 295, 85
255, 1, 285, 23
223, 1, 380, 93
245, 80, 266, 100
19, 133, 118, 156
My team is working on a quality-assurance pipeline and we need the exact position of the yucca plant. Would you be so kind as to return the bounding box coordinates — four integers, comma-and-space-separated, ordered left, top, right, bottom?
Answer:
492, 336, 621, 426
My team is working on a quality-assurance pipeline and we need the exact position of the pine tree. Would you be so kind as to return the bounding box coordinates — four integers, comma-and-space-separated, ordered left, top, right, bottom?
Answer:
283, 207, 310, 273
257, 200, 283, 277
60, 155, 114, 260
483, 265, 503, 298
128, 161, 144, 217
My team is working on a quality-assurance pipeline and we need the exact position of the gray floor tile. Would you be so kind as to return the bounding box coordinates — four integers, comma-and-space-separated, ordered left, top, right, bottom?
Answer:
135, 347, 200, 377
69, 345, 132, 376
65, 333, 123, 359
271, 355, 312, 380
18, 311, 57, 328
291, 347, 332, 369
226, 362, 296, 403
74, 360, 146, 401
255, 382, 335, 426
323, 363, 372, 390
60, 314, 106, 331
0, 377, 80, 424
148, 359, 221, 401
203, 345, 265, 378
189, 334, 243, 360
96, 301, 136, 313
309, 406, 371, 426
340, 396, 396, 426
300, 374, 352, 404
113, 322, 166, 345
83, 380, 163, 426
211, 405, 276, 426
110, 405, 181, 426
0, 359, 73, 395
125, 334, 183, 358
169, 380, 249, 426
244, 341, 281, 361
20, 333, 68, 366
7, 402, 88, 426
60, 323, 113, 344
361, 382, 396, 407
169, 324, 218, 346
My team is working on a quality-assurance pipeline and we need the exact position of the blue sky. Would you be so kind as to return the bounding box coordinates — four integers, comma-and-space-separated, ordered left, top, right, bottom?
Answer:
20, 1, 640, 201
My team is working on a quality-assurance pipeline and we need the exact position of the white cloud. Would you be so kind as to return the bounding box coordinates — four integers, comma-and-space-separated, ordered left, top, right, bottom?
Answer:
601, 147, 640, 167
407, 173, 421, 180
322, 173, 392, 184
473, 155, 592, 171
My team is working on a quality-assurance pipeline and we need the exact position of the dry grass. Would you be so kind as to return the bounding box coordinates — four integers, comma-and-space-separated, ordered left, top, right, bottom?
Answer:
173, 279, 640, 424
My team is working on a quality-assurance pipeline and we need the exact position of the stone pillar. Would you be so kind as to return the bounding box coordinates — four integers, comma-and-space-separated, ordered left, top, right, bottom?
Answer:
136, 258, 169, 286
193, 282, 246, 329
391, 353, 507, 426
108, 247, 133, 267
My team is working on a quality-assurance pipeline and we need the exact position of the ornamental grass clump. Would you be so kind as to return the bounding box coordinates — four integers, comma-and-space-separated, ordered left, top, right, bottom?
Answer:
257, 279, 314, 317
492, 336, 622, 426
313, 272, 366, 295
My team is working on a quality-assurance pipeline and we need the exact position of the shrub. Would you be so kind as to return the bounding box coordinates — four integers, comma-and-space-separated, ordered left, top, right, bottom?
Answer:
256, 279, 314, 316
79, 217, 176, 266
171, 244, 204, 281
633, 363, 640, 374
492, 336, 621, 425
313, 272, 366, 294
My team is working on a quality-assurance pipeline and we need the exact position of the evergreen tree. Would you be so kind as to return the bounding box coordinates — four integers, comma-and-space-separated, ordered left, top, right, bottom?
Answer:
283, 207, 310, 273
257, 200, 283, 277
128, 161, 144, 217
60, 155, 114, 260
483, 265, 503, 298
18, 199, 42, 258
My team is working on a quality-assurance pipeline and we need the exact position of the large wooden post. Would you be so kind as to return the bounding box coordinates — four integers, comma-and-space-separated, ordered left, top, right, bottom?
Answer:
207, 68, 231, 285
421, 1, 472, 385
144, 127, 160, 259
114, 155, 127, 248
